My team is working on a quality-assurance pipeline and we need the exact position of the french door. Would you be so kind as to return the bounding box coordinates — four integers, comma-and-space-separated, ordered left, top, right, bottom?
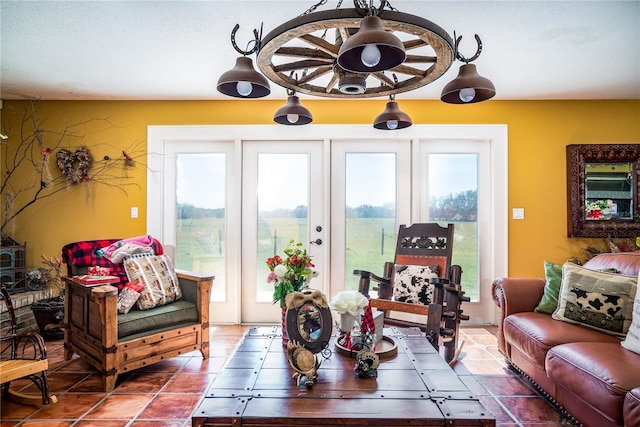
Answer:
241, 140, 325, 323
147, 125, 507, 326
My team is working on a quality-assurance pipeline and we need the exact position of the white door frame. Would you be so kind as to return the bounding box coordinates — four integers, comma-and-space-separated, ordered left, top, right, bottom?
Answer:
147, 124, 508, 325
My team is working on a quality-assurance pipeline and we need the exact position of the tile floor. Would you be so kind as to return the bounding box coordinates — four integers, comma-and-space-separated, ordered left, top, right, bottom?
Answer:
0, 325, 573, 426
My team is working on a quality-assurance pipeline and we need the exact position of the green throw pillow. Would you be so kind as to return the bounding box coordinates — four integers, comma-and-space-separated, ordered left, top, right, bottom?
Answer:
534, 261, 563, 314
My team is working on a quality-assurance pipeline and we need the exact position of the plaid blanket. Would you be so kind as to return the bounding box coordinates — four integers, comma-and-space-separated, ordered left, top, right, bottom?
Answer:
61, 238, 164, 290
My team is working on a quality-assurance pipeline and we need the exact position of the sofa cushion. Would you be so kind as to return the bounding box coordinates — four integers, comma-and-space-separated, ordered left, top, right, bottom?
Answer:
622, 283, 640, 355
117, 300, 198, 339
624, 388, 640, 426
124, 255, 182, 310
534, 261, 563, 315
504, 312, 621, 370
552, 263, 637, 337
583, 252, 640, 277
546, 342, 640, 425
392, 264, 439, 305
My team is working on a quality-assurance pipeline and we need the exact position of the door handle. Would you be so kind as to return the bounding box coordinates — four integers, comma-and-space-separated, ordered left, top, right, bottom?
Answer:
310, 239, 322, 245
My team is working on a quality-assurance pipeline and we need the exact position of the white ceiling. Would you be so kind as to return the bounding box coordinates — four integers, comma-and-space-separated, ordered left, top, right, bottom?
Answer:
1, 0, 639, 101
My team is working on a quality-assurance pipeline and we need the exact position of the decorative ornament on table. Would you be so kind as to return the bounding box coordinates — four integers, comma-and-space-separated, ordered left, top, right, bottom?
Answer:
283, 290, 332, 388
266, 240, 318, 346
329, 290, 371, 350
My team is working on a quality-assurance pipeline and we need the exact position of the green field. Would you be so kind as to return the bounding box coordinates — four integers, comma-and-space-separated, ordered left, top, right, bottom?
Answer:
176, 218, 479, 301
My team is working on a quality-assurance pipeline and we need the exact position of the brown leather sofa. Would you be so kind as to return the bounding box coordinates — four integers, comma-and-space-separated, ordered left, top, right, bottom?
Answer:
492, 252, 640, 427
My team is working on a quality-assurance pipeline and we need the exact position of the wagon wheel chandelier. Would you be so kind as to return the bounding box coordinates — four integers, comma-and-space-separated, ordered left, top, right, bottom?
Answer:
217, 0, 495, 129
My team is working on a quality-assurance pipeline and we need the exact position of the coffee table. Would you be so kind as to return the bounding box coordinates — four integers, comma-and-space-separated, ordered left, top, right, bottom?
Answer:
192, 326, 495, 426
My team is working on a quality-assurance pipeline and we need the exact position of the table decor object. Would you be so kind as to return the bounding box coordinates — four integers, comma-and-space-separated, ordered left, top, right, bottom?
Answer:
267, 240, 318, 346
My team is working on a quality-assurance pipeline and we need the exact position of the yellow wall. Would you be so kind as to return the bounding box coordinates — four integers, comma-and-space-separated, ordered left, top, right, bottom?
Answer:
2, 99, 639, 278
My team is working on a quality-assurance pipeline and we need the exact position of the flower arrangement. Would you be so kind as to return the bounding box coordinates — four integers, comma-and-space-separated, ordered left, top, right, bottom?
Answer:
267, 240, 318, 307
329, 290, 369, 316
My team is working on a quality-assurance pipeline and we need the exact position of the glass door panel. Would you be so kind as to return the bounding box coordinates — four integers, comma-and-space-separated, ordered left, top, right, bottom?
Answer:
344, 153, 397, 291
175, 153, 227, 301
256, 154, 310, 303
330, 141, 411, 298
428, 153, 479, 301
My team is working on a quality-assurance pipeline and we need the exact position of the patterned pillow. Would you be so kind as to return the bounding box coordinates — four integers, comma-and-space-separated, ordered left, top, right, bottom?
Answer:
552, 262, 637, 337
621, 277, 640, 354
392, 264, 440, 305
124, 255, 182, 310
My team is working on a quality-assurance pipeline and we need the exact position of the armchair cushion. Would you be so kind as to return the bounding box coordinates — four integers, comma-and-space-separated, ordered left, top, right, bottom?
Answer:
552, 262, 637, 337
117, 300, 198, 339
124, 254, 182, 310
392, 264, 439, 305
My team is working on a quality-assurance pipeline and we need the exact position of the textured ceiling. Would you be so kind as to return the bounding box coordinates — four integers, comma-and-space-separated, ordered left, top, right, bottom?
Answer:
1, 0, 639, 101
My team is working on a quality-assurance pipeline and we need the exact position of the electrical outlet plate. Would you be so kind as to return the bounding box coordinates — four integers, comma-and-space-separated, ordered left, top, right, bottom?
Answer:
513, 208, 524, 220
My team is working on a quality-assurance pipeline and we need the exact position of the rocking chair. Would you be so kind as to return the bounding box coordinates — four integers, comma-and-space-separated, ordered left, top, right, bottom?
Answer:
354, 223, 470, 364
0, 287, 57, 406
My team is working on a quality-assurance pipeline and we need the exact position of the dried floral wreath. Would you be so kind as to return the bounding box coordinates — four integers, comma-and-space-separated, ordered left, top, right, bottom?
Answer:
56, 146, 94, 184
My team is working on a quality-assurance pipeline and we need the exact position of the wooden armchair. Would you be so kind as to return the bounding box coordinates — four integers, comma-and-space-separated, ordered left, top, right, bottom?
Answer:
354, 223, 470, 364
61, 239, 213, 392
1, 287, 57, 406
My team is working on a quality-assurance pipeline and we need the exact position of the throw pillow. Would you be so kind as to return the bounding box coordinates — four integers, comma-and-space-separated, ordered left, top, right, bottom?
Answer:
621, 280, 640, 355
534, 261, 563, 314
116, 281, 145, 314
124, 254, 182, 310
552, 262, 637, 337
392, 264, 440, 305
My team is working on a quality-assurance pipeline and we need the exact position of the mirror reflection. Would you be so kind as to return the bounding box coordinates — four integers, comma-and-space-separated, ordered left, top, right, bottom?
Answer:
297, 302, 323, 342
585, 162, 634, 220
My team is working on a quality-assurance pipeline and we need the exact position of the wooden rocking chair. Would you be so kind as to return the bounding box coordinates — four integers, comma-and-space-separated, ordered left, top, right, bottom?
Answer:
354, 223, 470, 364
0, 287, 57, 406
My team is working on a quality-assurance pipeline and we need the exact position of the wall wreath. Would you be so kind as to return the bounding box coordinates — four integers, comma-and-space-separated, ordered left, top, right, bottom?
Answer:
56, 146, 94, 184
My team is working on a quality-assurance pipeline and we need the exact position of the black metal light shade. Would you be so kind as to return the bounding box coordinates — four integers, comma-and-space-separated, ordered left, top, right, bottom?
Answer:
337, 15, 406, 73
217, 56, 271, 98
373, 98, 412, 130
273, 94, 313, 125
440, 63, 495, 104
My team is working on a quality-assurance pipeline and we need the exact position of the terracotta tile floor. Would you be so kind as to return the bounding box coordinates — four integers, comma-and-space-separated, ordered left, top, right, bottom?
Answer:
0, 325, 573, 426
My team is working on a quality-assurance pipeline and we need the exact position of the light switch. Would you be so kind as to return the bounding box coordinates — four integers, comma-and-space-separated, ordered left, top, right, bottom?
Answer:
131, 206, 138, 218
513, 208, 524, 220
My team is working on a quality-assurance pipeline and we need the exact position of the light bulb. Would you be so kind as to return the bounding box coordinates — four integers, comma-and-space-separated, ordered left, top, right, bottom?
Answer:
459, 87, 476, 103
386, 120, 399, 130
236, 81, 253, 97
361, 44, 381, 68
286, 114, 299, 124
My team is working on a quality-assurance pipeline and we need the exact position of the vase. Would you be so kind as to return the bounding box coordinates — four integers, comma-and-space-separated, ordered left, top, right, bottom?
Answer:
281, 306, 289, 347
340, 313, 356, 334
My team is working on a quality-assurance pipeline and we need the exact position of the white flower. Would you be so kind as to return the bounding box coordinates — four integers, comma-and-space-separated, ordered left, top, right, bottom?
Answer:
274, 264, 288, 278
330, 290, 369, 316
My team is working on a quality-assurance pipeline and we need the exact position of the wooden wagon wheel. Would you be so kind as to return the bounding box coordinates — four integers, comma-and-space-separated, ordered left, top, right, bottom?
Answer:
257, 8, 455, 99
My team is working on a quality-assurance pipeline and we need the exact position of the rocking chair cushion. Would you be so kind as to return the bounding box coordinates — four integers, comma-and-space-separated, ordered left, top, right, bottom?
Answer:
124, 255, 182, 310
392, 264, 440, 305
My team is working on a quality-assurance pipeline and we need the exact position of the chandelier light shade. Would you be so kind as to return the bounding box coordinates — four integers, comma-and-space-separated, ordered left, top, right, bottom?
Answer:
336, 15, 406, 73
217, 56, 271, 98
440, 63, 496, 104
273, 94, 313, 125
373, 97, 412, 130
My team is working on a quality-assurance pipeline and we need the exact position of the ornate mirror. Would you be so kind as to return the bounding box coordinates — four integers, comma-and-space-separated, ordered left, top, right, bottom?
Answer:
567, 144, 640, 238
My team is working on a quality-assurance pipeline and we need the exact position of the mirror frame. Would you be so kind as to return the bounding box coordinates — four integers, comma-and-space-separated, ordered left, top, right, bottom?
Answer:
567, 143, 640, 238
